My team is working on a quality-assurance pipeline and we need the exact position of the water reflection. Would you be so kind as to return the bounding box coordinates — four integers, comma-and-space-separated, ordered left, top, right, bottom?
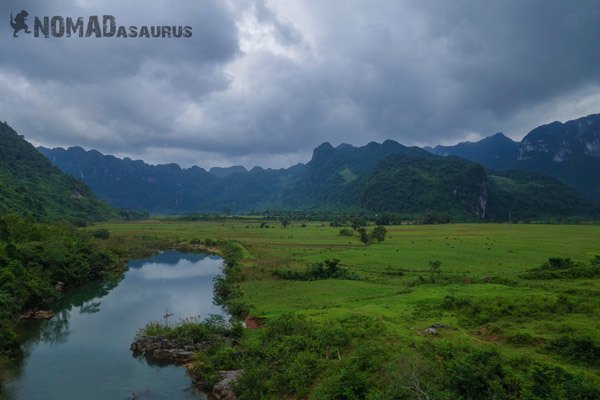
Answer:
4, 251, 223, 400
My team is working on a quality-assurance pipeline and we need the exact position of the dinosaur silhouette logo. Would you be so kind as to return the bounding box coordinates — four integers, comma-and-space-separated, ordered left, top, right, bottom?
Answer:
10, 10, 31, 37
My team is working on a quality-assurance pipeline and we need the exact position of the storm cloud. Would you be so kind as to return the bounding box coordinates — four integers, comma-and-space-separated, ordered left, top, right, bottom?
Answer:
1, 0, 600, 168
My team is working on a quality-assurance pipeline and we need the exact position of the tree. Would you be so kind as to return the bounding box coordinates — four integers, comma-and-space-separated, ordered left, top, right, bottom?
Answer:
351, 217, 366, 231
330, 219, 343, 227
358, 227, 371, 246
375, 212, 401, 226
429, 260, 442, 277
0, 219, 9, 241
371, 225, 387, 243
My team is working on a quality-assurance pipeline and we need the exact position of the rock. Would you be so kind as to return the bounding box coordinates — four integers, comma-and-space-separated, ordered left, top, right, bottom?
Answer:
131, 336, 196, 363
212, 370, 243, 400
424, 327, 438, 335
151, 348, 194, 363
195, 342, 209, 351
33, 310, 54, 319
429, 323, 449, 329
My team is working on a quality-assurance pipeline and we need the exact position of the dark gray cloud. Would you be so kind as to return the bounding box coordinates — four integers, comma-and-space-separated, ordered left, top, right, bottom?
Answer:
1, 0, 600, 168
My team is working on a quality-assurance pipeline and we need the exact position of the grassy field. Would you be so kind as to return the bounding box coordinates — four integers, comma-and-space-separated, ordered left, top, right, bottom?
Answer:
99, 220, 600, 395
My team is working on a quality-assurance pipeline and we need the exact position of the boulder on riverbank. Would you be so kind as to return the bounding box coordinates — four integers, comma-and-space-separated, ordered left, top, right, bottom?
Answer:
130, 336, 206, 363
211, 370, 243, 400
21, 310, 55, 319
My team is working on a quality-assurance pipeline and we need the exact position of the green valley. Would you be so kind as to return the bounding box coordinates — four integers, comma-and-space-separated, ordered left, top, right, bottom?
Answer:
99, 219, 600, 399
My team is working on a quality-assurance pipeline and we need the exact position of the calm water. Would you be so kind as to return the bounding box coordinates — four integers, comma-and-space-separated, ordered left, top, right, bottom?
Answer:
4, 251, 224, 400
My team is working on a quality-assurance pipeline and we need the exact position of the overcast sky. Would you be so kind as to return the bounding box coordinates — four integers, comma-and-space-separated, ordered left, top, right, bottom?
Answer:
1, 0, 600, 169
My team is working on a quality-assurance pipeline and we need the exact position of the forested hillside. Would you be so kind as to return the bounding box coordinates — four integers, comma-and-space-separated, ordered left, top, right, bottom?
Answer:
0, 122, 123, 224
427, 114, 600, 206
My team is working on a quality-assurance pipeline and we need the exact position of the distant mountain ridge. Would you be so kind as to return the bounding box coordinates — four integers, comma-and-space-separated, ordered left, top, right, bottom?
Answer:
38, 137, 597, 221
428, 132, 519, 171
426, 114, 600, 205
208, 166, 248, 178
38, 146, 219, 212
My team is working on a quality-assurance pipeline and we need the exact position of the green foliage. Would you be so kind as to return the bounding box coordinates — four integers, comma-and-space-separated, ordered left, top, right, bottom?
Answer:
339, 228, 353, 236
135, 314, 242, 345
437, 294, 589, 328
374, 212, 402, 225
221, 241, 244, 267
329, 218, 344, 227
506, 332, 541, 347
91, 228, 110, 240
443, 347, 517, 398
420, 211, 452, 224
371, 225, 387, 243
521, 256, 600, 279
546, 335, 600, 367
357, 227, 371, 246
422, 345, 599, 399
231, 314, 384, 399
272, 259, 358, 281
0, 122, 123, 223
351, 217, 367, 230
429, 260, 442, 280
0, 215, 121, 350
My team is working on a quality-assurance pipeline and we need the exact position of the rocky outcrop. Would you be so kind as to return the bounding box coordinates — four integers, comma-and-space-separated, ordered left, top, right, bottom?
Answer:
22, 310, 55, 319
423, 323, 453, 335
130, 336, 205, 364
211, 370, 243, 400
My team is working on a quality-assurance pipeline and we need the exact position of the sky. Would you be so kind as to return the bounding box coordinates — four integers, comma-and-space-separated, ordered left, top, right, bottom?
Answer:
1, 0, 600, 169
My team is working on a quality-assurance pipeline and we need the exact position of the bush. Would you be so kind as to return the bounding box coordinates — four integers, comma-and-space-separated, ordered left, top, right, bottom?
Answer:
221, 242, 244, 267
135, 314, 241, 345
546, 335, 600, 367
204, 238, 218, 246
521, 256, 600, 280
0, 216, 121, 351
232, 314, 382, 399
272, 259, 358, 281
437, 294, 588, 328
375, 212, 402, 226
91, 228, 110, 240
506, 332, 541, 346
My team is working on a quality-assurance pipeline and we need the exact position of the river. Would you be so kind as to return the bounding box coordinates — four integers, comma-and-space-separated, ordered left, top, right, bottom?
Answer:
4, 251, 224, 400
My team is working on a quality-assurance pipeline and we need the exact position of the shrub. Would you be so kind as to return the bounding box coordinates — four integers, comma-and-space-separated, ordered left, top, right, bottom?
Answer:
91, 228, 110, 240
506, 333, 541, 346
546, 335, 600, 367
521, 256, 600, 280
221, 242, 244, 267
272, 259, 358, 281
204, 238, 218, 246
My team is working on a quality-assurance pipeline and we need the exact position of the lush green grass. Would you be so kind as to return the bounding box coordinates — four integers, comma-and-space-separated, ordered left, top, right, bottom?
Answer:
100, 220, 600, 396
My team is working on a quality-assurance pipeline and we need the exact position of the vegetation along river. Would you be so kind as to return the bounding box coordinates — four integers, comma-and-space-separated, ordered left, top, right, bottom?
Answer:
4, 251, 224, 400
